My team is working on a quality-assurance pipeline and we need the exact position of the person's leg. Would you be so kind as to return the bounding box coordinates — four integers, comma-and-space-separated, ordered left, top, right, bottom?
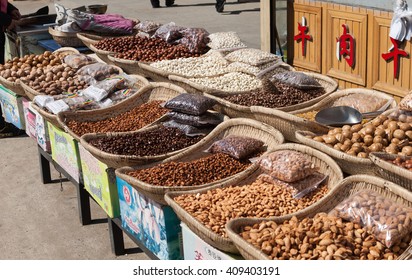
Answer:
216, 0, 226, 13
165, 0, 175, 7
0, 31, 5, 65
151, 0, 160, 8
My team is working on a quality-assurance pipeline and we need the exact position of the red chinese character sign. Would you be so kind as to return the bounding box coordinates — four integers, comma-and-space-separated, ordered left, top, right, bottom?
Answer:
294, 17, 312, 56
381, 37, 409, 79
336, 24, 355, 68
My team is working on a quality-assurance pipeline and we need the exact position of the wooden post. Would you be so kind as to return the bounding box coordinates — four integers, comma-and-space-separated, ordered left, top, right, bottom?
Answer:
261, 0, 277, 53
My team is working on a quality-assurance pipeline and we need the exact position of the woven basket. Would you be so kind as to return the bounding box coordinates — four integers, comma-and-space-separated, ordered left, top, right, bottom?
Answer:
80, 122, 206, 168
369, 153, 412, 192
252, 88, 397, 142
295, 130, 379, 175
226, 175, 412, 260
115, 118, 285, 205
164, 143, 344, 253
138, 63, 175, 83
52, 47, 80, 57
49, 27, 85, 47
204, 92, 256, 120
0, 76, 26, 97
20, 81, 42, 101
107, 55, 151, 76
31, 103, 62, 129
89, 44, 117, 65
58, 82, 184, 141
76, 33, 100, 49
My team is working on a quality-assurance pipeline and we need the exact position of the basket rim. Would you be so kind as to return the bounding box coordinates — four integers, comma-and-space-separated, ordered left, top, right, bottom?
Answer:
225, 174, 412, 260
164, 143, 344, 253
369, 152, 412, 181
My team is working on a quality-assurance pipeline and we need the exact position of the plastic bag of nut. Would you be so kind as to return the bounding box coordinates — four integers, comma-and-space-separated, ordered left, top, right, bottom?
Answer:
163, 93, 217, 116
82, 74, 136, 102
63, 54, 97, 69
388, 108, 412, 123
77, 63, 121, 84
254, 150, 318, 183
176, 27, 210, 54
166, 111, 223, 127
225, 48, 280, 66
207, 31, 247, 51
206, 136, 264, 160
329, 190, 412, 248
398, 92, 412, 112
152, 22, 185, 44
272, 71, 322, 90
332, 93, 389, 114
163, 120, 213, 137
136, 20, 162, 35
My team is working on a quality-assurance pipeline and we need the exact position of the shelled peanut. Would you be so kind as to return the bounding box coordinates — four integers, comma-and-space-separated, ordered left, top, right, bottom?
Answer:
240, 213, 412, 260
127, 153, 251, 186
387, 156, 412, 170
310, 114, 412, 157
66, 101, 169, 136
174, 177, 329, 237
88, 126, 204, 156
0, 51, 61, 82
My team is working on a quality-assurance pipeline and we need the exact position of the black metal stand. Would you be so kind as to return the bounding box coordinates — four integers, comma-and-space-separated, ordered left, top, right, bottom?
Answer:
37, 146, 92, 226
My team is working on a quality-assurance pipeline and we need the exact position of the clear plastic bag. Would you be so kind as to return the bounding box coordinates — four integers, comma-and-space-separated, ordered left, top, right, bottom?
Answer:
207, 31, 247, 51
399, 93, 412, 111
45, 96, 94, 114
108, 88, 140, 103
77, 63, 121, 83
152, 22, 184, 44
136, 20, 162, 34
272, 71, 322, 90
177, 28, 210, 54
82, 74, 135, 101
332, 93, 388, 114
329, 190, 412, 248
166, 111, 223, 127
225, 48, 280, 66
164, 93, 217, 115
63, 54, 97, 69
163, 120, 213, 137
388, 108, 412, 122
256, 150, 318, 183
206, 136, 264, 160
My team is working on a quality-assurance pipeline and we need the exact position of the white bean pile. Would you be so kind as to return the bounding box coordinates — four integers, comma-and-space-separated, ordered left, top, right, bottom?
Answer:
225, 48, 281, 66
150, 53, 230, 78
207, 32, 247, 50
189, 72, 262, 92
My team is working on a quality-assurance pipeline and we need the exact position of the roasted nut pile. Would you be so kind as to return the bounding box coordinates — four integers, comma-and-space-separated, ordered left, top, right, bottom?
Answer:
150, 54, 230, 77
189, 72, 262, 92
66, 100, 169, 136
0, 51, 62, 82
20, 64, 86, 95
174, 177, 328, 237
95, 35, 203, 62
127, 153, 251, 186
387, 156, 412, 170
224, 79, 325, 108
89, 126, 204, 156
310, 115, 412, 157
240, 213, 411, 260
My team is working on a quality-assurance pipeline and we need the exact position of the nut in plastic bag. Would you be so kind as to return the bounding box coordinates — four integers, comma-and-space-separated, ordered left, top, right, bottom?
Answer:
388, 108, 412, 122
256, 150, 318, 183
63, 54, 97, 69
272, 71, 322, 90
329, 190, 412, 248
163, 120, 213, 137
77, 63, 121, 84
332, 93, 389, 114
166, 111, 223, 127
164, 93, 217, 115
398, 92, 412, 112
152, 22, 185, 44
207, 136, 264, 160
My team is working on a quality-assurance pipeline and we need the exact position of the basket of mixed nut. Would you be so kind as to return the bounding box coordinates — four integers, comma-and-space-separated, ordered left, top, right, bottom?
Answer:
226, 175, 412, 260
252, 88, 396, 142
164, 143, 343, 253
57, 81, 180, 141
115, 118, 285, 205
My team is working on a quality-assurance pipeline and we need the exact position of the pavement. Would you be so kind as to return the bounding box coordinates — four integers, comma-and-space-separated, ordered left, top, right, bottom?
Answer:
1, 1, 260, 259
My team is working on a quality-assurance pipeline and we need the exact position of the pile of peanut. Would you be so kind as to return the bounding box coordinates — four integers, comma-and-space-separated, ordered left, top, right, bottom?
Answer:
240, 213, 412, 260
174, 177, 328, 237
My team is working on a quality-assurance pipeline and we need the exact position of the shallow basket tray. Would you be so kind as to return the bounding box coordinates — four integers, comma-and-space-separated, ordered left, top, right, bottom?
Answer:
0, 76, 26, 97
226, 175, 412, 260
76, 33, 100, 49
115, 118, 285, 205
89, 44, 117, 65
58, 82, 184, 141
138, 62, 176, 83
252, 88, 397, 142
164, 143, 344, 253
369, 152, 412, 192
107, 55, 151, 76
49, 27, 85, 47
295, 130, 379, 175
203, 92, 256, 120
80, 123, 205, 168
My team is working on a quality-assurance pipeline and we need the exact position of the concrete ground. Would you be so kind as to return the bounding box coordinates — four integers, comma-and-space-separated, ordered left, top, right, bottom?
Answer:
1, 1, 260, 259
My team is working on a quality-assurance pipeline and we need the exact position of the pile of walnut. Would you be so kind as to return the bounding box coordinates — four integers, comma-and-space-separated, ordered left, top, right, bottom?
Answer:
241, 213, 411, 260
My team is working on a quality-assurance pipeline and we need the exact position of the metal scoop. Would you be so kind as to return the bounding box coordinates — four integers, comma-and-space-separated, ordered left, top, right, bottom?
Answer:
315, 98, 393, 127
